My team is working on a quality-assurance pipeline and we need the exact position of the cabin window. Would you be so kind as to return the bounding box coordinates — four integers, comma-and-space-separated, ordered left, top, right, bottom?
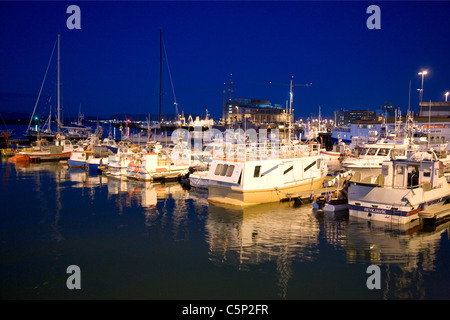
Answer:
396, 166, 404, 174
283, 166, 293, 175
423, 168, 431, 178
220, 164, 229, 176
381, 164, 389, 175
226, 165, 234, 177
367, 148, 377, 156
254, 165, 261, 177
378, 148, 389, 156
393, 149, 405, 157
215, 164, 223, 175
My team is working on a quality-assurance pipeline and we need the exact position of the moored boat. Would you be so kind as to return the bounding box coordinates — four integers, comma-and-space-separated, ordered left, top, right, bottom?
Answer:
126, 144, 191, 182
207, 141, 328, 206
8, 138, 74, 163
68, 150, 95, 168
348, 150, 450, 224
342, 137, 417, 169
312, 170, 352, 211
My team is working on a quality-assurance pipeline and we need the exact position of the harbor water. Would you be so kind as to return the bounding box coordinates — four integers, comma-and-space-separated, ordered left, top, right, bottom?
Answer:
1, 156, 450, 300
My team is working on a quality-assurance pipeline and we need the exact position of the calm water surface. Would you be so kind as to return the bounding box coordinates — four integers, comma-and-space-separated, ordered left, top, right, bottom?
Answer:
1, 158, 449, 300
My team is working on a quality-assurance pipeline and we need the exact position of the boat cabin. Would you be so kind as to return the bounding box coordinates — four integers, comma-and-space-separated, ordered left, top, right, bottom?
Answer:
379, 152, 443, 189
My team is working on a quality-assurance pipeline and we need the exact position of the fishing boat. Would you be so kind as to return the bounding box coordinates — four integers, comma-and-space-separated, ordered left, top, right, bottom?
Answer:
342, 137, 417, 169
68, 150, 95, 168
207, 141, 328, 206
347, 150, 450, 224
126, 144, 191, 182
102, 137, 118, 153
312, 171, 353, 211
187, 170, 209, 189
320, 137, 351, 162
103, 144, 141, 176
8, 137, 74, 163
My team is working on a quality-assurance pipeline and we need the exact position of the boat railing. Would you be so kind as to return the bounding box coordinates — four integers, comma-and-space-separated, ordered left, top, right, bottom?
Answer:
207, 141, 321, 161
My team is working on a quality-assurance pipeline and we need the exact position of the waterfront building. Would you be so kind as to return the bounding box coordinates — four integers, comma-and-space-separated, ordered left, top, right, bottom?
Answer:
223, 98, 292, 127
333, 108, 377, 127
332, 116, 450, 147
419, 101, 450, 117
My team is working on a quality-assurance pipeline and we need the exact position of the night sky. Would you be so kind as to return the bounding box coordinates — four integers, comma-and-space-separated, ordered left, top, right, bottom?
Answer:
0, 1, 449, 121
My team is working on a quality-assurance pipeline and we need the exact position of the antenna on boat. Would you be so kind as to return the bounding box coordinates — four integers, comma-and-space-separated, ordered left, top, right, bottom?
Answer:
408, 80, 411, 114
159, 29, 162, 124
57, 34, 61, 135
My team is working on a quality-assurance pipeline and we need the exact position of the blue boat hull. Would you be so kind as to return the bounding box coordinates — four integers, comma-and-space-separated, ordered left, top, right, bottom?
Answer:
68, 160, 86, 168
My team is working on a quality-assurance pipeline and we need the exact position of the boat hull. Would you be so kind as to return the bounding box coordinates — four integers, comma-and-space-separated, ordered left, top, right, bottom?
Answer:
348, 183, 450, 224
348, 205, 420, 224
68, 159, 86, 168
208, 176, 325, 207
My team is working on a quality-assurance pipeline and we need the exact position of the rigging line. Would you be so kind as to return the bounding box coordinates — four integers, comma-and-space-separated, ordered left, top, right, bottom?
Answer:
27, 37, 58, 133
161, 35, 178, 120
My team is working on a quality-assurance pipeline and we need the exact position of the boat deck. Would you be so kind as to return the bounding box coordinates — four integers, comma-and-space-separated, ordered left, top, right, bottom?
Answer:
282, 171, 351, 203
419, 202, 450, 221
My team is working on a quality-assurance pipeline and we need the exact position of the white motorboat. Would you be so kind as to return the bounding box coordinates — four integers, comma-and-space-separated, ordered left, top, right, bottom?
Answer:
188, 170, 209, 189
125, 144, 190, 182
104, 144, 141, 176
342, 138, 417, 169
320, 138, 351, 161
207, 142, 328, 206
348, 150, 450, 224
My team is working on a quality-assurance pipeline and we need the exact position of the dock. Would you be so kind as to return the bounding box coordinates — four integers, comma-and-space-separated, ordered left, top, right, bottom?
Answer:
419, 202, 450, 221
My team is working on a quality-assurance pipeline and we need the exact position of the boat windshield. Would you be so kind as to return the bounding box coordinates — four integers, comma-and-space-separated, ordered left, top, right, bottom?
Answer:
367, 148, 377, 156
377, 148, 389, 156
393, 149, 406, 157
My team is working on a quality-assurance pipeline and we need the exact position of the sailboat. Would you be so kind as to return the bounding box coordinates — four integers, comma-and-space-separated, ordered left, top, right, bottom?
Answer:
24, 35, 92, 142
9, 35, 74, 163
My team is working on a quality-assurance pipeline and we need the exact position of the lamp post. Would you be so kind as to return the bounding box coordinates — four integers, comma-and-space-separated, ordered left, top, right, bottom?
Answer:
418, 70, 428, 103
446, 92, 449, 102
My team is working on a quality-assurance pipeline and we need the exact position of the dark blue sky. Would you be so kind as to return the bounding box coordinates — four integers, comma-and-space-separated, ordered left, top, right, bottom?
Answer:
0, 1, 449, 121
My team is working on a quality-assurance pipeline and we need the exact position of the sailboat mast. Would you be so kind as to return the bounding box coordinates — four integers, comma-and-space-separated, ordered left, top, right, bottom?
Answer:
159, 29, 162, 123
57, 34, 61, 134
288, 78, 293, 143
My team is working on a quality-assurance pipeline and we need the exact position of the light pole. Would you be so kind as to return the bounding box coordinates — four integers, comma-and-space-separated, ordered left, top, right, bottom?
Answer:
445, 92, 449, 102
418, 70, 428, 103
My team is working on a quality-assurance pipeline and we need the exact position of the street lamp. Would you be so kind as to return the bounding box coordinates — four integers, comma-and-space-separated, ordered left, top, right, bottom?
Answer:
418, 70, 428, 103
446, 92, 449, 102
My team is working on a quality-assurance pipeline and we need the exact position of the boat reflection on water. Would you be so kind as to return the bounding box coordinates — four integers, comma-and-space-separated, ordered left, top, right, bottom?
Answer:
105, 177, 188, 208
206, 198, 450, 299
344, 218, 450, 299
105, 176, 191, 237
2, 158, 449, 299
206, 201, 321, 298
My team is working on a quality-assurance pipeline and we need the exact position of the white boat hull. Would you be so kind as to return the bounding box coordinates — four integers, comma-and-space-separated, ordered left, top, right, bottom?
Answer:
208, 176, 325, 207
